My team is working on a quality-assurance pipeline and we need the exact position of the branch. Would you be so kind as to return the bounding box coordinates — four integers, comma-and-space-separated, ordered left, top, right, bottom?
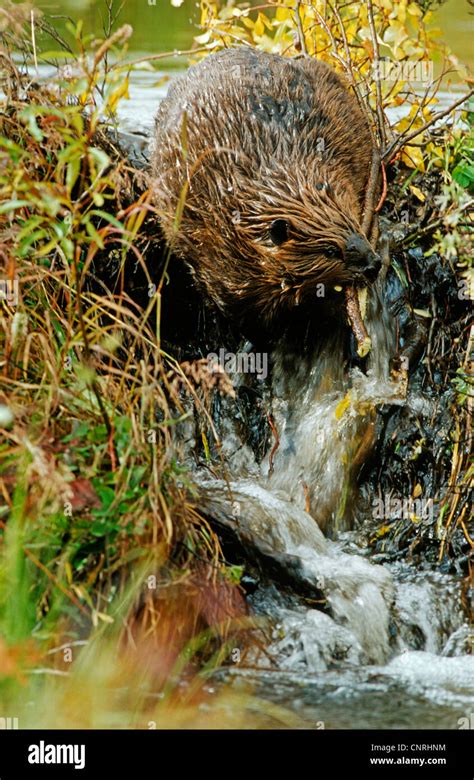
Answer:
362, 147, 381, 237
110, 46, 221, 71
294, 0, 308, 55
367, 0, 387, 148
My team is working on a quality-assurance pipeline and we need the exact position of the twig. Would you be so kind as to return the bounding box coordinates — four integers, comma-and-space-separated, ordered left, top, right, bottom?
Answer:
302, 481, 311, 513
362, 147, 381, 236
30, 9, 38, 75
35, 17, 74, 55
110, 46, 219, 71
327, 1, 367, 119
402, 199, 474, 245
294, 0, 308, 55
313, 2, 379, 144
266, 412, 280, 476
366, 0, 386, 148
383, 69, 447, 160
374, 160, 387, 212
72, 244, 118, 469
310, 5, 349, 73
23, 548, 90, 618
402, 217, 444, 246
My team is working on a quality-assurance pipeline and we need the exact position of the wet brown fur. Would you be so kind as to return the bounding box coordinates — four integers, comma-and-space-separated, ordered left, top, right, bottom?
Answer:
151, 48, 377, 324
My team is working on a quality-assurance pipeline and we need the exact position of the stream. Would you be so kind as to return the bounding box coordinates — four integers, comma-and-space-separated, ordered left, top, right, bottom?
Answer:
120, 65, 472, 730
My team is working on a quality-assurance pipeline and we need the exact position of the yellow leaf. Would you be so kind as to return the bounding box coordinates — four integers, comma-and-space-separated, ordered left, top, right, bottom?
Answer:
335, 392, 352, 420
409, 185, 426, 202
370, 524, 393, 543
395, 0, 407, 25
194, 31, 211, 44
413, 308, 432, 318
95, 611, 114, 624
401, 145, 425, 171
201, 431, 210, 462
254, 13, 266, 36
108, 77, 129, 114
384, 20, 405, 45
275, 7, 292, 22
407, 2, 422, 16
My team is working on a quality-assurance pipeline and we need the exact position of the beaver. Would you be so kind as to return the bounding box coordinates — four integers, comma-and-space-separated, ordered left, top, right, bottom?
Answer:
151, 48, 380, 330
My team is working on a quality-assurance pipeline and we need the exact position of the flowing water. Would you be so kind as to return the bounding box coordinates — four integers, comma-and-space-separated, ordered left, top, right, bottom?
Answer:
194, 281, 473, 728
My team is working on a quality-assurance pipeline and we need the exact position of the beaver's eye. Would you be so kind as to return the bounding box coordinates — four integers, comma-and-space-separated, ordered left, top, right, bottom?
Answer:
269, 219, 289, 246
324, 245, 342, 260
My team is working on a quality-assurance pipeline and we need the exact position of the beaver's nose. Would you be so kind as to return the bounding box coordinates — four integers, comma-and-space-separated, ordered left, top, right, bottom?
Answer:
362, 252, 381, 282
345, 233, 381, 282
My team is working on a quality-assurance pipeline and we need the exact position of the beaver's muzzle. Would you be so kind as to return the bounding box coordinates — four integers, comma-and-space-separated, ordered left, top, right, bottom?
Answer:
345, 233, 381, 282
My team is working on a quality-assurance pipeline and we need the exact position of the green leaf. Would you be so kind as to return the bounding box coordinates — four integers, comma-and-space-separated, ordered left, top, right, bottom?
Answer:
90, 518, 117, 537
39, 50, 76, 60
0, 200, 29, 214
87, 210, 124, 230
84, 217, 105, 249
89, 146, 110, 173
0, 137, 27, 163
93, 485, 116, 510
452, 163, 474, 192
62, 421, 91, 442
19, 107, 43, 141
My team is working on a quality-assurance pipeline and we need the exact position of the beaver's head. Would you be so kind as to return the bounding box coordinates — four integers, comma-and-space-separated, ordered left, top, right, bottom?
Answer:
168, 161, 379, 322
155, 144, 380, 324
244, 176, 378, 280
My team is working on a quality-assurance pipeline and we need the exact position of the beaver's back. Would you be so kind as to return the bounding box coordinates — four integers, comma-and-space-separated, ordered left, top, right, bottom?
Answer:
153, 48, 372, 208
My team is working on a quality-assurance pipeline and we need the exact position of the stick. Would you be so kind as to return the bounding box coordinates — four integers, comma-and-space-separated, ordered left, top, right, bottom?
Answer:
374, 160, 387, 212
367, 0, 386, 148
110, 47, 218, 71
267, 413, 280, 476
30, 9, 38, 75
295, 0, 308, 55
362, 147, 381, 236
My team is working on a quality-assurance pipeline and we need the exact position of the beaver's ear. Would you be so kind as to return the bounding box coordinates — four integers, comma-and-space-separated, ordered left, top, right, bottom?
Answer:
268, 219, 290, 246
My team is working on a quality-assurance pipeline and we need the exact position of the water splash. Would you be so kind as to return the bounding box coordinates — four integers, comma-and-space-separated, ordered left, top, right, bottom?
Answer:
262, 282, 404, 533
198, 478, 394, 664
